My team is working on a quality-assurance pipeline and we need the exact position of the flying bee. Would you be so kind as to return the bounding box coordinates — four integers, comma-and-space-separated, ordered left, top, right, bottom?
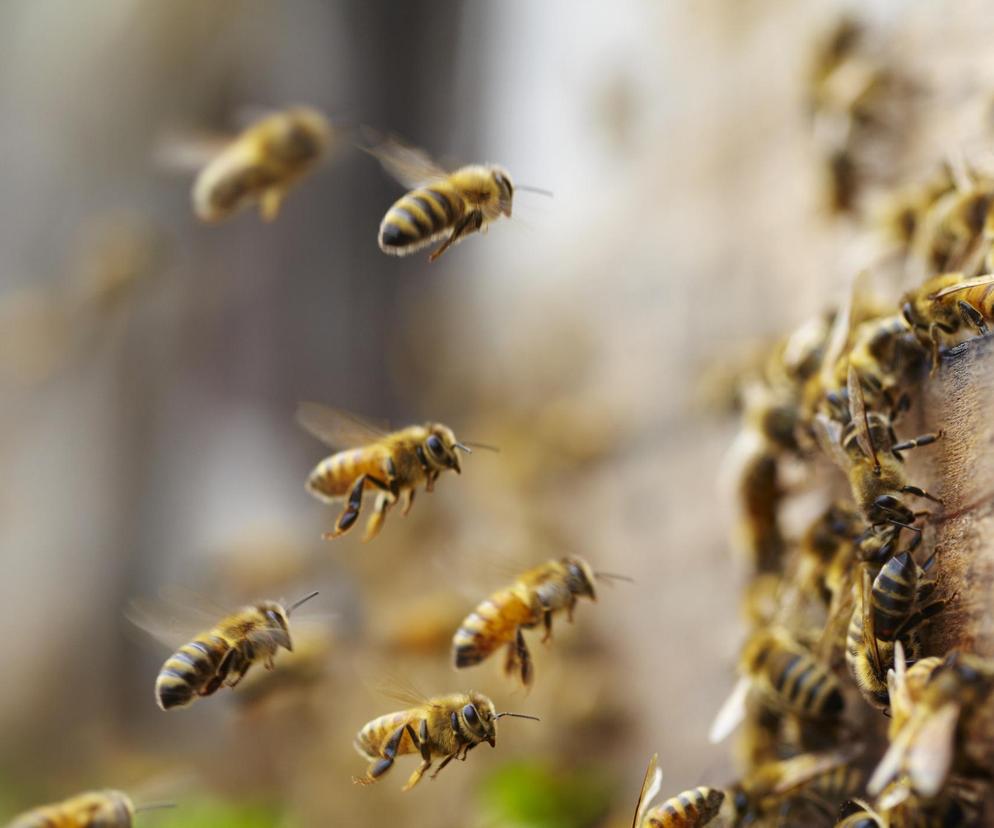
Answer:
452, 557, 627, 688
133, 591, 319, 711
631, 753, 724, 828
190, 106, 332, 223
845, 553, 942, 712
709, 626, 844, 744
364, 133, 550, 262
297, 402, 484, 541
6, 790, 171, 828
901, 272, 994, 370
353, 687, 538, 790
869, 650, 994, 799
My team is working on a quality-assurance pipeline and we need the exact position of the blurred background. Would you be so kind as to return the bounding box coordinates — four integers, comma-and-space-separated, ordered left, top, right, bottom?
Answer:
3, 1, 994, 826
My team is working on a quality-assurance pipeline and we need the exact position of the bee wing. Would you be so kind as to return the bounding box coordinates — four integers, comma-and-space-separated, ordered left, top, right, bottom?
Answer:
368, 676, 433, 708
818, 285, 854, 391
295, 402, 389, 449
930, 273, 994, 299
125, 588, 232, 652
887, 639, 911, 718
153, 128, 232, 173
770, 744, 864, 795
633, 753, 662, 828
907, 702, 961, 797
858, 565, 884, 680
709, 675, 751, 744
813, 413, 848, 471
847, 365, 878, 470
361, 129, 450, 188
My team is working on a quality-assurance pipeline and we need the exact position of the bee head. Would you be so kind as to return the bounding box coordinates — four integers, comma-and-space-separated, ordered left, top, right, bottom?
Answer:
259, 601, 293, 652
461, 692, 498, 747
424, 424, 471, 474
490, 166, 514, 218
562, 557, 597, 601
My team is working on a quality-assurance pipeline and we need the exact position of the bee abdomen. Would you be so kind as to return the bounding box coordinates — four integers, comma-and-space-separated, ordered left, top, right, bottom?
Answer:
771, 651, 843, 716
155, 636, 226, 710
871, 554, 915, 640
452, 594, 523, 667
648, 787, 725, 827
379, 185, 462, 253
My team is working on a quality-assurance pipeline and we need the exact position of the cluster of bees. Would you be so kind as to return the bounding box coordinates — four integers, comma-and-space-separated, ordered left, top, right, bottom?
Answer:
4, 107, 621, 827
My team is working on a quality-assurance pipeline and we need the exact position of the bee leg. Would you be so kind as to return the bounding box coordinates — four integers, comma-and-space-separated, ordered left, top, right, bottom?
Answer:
458, 742, 478, 761
540, 610, 553, 643
359, 723, 412, 785
429, 753, 458, 780
402, 721, 432, 791
428, 210, 483, 263
958, 300, 989, 336
891, 432, 942, 455
328, 475, 370, 537
901, 485, 943, 505
259, 188, 284, 222
363, 491, 394, 542
401, 488, 415, 516
928, 325, 942, 375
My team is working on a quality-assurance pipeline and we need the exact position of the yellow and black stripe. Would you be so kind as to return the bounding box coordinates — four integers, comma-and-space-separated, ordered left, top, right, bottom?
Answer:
379, 183, 465, 254
646, 787, 725, 827
870, 551, 917, 641
452, 591, 526, 668
155, 634, 227, 710
764, 645, 844, 718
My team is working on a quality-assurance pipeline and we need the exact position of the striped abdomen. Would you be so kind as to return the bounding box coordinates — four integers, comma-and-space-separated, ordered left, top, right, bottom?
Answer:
452, 588, 536, 668
645, 787, 725, 828
870, 552, 917, 641
761, 644, 844, 718
954, 280, 994, 321
354, 710, 419, 760
155, 634, 228, 710
306, 447, 385, 500
8, 791, 133, 828
845, 606, 891, 709
379, 182, 465, 255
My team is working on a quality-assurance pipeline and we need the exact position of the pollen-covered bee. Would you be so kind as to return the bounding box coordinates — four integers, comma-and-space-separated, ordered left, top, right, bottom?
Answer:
297, 402, 478, 541
869, 650, 994, 799
191, 106, 331, 223
901, 272, 994, 369
365, 133, 548, 262
632, 753, 724, 828
353, 688, 538, 790
452, 557, 624, 687
6, 790, 169, 828
710, 626, 844, 744
132, 591, 318, 710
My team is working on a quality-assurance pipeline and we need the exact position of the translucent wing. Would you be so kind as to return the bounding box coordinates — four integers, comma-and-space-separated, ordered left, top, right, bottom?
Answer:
907, 702, 960, 797
847, 365, 878, 471
859, 565, 883, 680
361, 129, 450, 189
709, 675, 751, 744
633, 753, 662, 828
887, 639, 911, 721
813, 413, 848, 471
930, 273, 994, 299
295, 402, 388, 449
153, 128, 231, 172
369, 676, 432, 709
771, 744, 864, 794
125, 587, 233, 651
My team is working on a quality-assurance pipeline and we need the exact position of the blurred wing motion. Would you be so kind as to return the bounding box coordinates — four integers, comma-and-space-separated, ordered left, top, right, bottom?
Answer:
709, 675, 751, 743
361, 129, 449, 188
295, 401, 388, 449
125, 588, 231, 651
153, 128, 230, 173
633, 753, 663, 828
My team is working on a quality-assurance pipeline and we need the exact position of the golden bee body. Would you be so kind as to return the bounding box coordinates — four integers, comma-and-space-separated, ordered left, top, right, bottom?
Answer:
297, 403, 468, 541
902, 272, 994, 368
643, 788, 725, 828
354, 691, 528, 791
192, 107, 331, 223
451, 557, 598, 687
154, 600, 296, 711
7, 790, 134, 828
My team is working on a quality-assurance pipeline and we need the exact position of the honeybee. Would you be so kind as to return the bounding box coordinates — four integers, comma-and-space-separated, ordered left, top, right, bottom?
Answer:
911, 174, 994, 276
901, 272, 994, 370
632, 753, 724, 828
6, 790, 169, 828
137, 591, 318, 710
710, 627, 843, 744
452, 557, 624, 687
836, 781, 985, 828
868, 650, 994, 799
846, 554, 942, 711
365, 133, 549, 262
297, 402, 478, 541
353, 688, 538, 790
191, 106, 331, 223
876, 164, 956, 256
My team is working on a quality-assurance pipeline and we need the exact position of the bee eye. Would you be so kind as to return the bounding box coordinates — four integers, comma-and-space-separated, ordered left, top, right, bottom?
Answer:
462, 704, 479, 727
427, 434, 445, 458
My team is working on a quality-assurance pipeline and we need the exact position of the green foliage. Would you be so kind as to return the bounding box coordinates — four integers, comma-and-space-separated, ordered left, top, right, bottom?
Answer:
149, 795, 283, 828
479, 760, 614, 828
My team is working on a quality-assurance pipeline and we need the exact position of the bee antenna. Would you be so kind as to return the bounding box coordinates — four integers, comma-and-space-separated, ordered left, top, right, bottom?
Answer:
461, 440, 500, 453
595, 571, 634, 584
516, 184, 554, 197
135, 803, 177, 814
453, 442, 472, 454
288, 590, 320, 614
495, 712, 541, 722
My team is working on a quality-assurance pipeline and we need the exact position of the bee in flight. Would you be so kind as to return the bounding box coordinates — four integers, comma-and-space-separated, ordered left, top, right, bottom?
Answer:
353, 687, 538, 790
188, 106, 332, 223
7, 790, 172, 828
364, 132, 550, 262
631, 753, 724, 827
130, 590, 319, 710
452, 557, 627, 687
297, 402, 484, 541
